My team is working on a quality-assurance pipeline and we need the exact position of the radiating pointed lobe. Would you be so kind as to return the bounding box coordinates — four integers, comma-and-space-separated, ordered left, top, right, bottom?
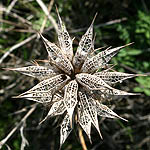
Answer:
15, 74, 70, 103
77, 100, 92, 142
81, 43, 133, 73
26, 74, 70, 93
56, 8, 74, 61
14, 91, 52, 103
7, 66, 57, 80
48, 100, 66, 117
76, 73, 137, 96
94, 71, 139, 84
40, 99, 66, 124
78, 91, 102, 139
45, 93, 66, 117
39, 33, 73, 75
76, 73, 112, 90
95, 100, 128, 121
60, 114, 72, 149
87, 97, 102, 138
63, 80, 78, 127
99, 87, 139, 96
39, 93, 66, 124
73, 14, 97, 72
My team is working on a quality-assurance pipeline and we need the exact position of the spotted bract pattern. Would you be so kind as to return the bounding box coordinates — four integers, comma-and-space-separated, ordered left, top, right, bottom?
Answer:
8, 10, 145, 149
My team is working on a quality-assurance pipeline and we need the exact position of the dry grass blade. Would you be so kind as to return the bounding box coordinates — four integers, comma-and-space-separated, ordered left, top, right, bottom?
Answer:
36, 0, 58, 33
6, 0, 18, 14
0, 104, 37, 149
40, 0, 54, 33
0, 34, 37, 64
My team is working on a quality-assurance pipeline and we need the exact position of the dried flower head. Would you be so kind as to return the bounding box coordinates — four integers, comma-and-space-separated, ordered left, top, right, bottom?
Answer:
7, 10, 144, 149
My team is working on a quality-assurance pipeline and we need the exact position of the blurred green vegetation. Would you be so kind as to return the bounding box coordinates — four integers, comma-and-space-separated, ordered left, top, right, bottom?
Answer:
0, 0, 150, 150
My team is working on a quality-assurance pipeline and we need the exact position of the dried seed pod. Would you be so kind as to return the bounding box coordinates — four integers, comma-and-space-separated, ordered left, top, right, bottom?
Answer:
7, 9, 144, 150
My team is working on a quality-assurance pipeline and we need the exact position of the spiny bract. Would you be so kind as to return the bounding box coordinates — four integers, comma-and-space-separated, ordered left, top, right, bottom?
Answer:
8, 10, 143, 149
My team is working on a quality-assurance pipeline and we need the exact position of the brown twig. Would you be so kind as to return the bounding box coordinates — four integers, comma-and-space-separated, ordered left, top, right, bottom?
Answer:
70, 17, 127, 33
1, 7, 32, 27
120, 64, 140, 73
12, 29, 35, 33
9, 104, 38, 116
0, 19, 27, 28
79, 127, 87, 150
135, 136, 150, 148
141, 0, 148, 13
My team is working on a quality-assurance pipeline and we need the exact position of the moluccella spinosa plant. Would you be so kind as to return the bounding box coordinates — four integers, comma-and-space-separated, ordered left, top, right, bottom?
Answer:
7, 10, 146, 149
